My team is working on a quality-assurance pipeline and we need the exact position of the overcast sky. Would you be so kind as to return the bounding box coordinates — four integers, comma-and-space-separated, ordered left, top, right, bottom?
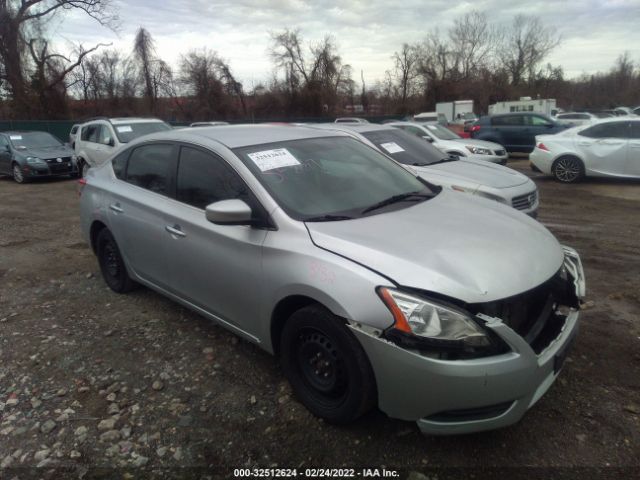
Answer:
50, 0, 640, 88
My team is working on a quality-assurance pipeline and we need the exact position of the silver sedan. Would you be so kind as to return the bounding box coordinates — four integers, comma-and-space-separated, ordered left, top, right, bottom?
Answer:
80, 125, 585, 434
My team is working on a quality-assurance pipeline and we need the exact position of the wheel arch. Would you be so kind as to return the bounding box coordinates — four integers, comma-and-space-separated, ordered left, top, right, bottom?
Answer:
270, 294, 346, 357
89, 220, 109, 254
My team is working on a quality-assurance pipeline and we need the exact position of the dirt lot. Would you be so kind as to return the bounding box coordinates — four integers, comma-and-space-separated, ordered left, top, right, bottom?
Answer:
1, 159, 639, 479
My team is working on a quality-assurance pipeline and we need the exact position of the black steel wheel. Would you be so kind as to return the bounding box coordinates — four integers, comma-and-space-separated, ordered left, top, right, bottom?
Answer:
280, 305, 376, 424
96, 229, 137, 293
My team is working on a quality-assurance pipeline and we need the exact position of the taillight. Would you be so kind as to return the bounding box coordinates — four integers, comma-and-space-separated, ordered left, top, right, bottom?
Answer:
537, 142, 550, 151
77, 178, 87, 197
470, 125, 481, 133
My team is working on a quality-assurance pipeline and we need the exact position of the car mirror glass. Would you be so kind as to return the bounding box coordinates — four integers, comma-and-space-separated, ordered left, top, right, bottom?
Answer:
422, 136, 434, 142
205, 199, 253, 226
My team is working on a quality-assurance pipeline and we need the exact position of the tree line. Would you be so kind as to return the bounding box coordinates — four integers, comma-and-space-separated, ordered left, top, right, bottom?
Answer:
0, 0, 638, 121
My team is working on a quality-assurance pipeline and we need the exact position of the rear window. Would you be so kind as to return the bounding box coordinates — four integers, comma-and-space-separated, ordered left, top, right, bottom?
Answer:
113, 122, 172, 143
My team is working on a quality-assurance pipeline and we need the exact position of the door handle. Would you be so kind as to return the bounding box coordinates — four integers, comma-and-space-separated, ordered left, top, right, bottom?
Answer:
109, 203, 123, 213
165, 225, 186, 237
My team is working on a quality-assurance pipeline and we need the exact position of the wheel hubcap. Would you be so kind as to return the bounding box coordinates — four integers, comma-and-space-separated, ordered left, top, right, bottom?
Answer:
13, 165, 23, 182
297, 328, 346, 396
556, 158, 580, 182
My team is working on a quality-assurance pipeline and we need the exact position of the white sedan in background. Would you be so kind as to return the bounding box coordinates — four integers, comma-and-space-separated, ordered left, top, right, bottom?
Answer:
555, 112, 598, 127
389, 121, 509, 164
530, 118, 640, 183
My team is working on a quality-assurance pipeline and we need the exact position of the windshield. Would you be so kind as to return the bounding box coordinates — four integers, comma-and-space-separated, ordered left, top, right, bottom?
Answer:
422, 123, 461, 140
360, 129, 448, 166
233, 137, 436, 221
113, 122, 172, 143
7, 132, 62, 149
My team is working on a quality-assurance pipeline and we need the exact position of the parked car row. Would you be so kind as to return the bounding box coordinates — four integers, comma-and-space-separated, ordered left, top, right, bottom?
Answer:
79, 123, 585, 435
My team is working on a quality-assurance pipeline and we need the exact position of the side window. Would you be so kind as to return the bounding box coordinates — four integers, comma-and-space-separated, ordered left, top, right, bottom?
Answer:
528, 116, 553, 126
492, 115, 523, 126
111, 150, 129, 180
176, 146, 248, 209
83, 124, 103, 143
81, 125, 92, 141
98, 125, 113, 145
70, 126, 78, 134
125, 143, 174, 195
579, 122, 630, 139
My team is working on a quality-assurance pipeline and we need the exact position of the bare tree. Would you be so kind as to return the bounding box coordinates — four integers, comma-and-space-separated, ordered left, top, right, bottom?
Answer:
449, 11, 497, 79
393, 43, 420, 110
133, 27, 156, 110
498, 14, 561, 86
0, 0, 117, 117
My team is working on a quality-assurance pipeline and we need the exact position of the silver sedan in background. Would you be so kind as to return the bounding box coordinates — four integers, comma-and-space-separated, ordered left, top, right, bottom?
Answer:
80, 125, 585, 435
311, 123, 539, 216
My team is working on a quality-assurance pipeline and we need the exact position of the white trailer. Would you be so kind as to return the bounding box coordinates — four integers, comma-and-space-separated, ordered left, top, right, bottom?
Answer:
436, 100, 475, 124
488, 97, 558, 116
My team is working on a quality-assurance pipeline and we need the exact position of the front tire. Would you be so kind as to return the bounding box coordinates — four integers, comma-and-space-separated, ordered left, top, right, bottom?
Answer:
12, 163, 27, 184
96, 229, 137, 293
280, 305, 376, 424
553, 156, 585, 183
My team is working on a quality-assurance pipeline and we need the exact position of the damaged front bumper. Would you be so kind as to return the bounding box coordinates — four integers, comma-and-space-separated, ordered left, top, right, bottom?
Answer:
351, 246, 586, 435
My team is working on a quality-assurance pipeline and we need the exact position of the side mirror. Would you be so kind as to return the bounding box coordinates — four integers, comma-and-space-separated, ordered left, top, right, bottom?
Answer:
422, 135, 434, 142
104, 137, 114, 146
205, 199, 253, 225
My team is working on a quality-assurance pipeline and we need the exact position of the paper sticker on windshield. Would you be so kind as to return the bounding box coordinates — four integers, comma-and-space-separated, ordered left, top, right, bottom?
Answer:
248, 148, 300, 172
9, 135, 22, 140
380, 142, 405, 154
116, 126, 133, 133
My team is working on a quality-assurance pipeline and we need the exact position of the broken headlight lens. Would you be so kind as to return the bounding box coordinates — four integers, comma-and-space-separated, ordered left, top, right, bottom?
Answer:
378, 287, 490, 347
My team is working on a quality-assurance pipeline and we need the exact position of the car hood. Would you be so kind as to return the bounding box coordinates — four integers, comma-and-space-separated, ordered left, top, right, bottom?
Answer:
416, 159, 529, 189
452, 138, 504, 150
306, 190, 564, 304
16, 145, 74, 159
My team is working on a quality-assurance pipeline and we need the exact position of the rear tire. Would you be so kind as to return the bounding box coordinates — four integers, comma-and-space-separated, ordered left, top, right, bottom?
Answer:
280, 305, 376, 424
553, 156, 585, 183
96, 229, 137, 293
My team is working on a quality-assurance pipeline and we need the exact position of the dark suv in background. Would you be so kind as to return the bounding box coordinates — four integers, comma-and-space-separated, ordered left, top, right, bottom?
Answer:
470, 112, 567, 153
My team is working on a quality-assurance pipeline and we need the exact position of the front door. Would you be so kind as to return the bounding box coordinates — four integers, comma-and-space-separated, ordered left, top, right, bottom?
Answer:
163, 145, 267, 337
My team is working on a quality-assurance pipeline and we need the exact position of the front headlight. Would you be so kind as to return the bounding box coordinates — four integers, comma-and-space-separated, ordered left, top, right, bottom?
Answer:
26, 156, 46, 165
466, 146, 492, 155
378, 287, 490, 347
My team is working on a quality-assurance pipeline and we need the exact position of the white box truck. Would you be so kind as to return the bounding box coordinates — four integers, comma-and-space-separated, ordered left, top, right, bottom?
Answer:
436, 100, 475, 124
488, 97, 558, 116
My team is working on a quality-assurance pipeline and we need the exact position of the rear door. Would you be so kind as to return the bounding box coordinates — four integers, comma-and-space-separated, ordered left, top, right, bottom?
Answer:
0, 135, 12, 175
491, 115, 525, 150
106, 143, 177, 289
576, 121, 630, 175
628, 121, 640, 176
162, 145, 268, 337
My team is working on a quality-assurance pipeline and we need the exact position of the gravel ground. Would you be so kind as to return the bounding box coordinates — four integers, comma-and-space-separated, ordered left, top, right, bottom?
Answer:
0, 159, 639, 480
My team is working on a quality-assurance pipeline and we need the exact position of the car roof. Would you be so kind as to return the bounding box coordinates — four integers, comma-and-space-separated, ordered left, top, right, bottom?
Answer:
310, 123, 394, 134
127, 124, 352, 149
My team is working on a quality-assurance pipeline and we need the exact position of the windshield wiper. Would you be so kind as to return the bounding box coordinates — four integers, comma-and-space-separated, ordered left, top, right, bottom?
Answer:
361, 191, 431, 214
305, 214, 354, 222
429, 157, 458, 165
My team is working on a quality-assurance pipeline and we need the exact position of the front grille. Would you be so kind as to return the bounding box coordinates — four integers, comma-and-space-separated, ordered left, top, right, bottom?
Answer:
49, 163, 72, 173
512, 190, 537, 210
44, 156, 72, 164
494, 149, 506, 156
470, 270, 579, 354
